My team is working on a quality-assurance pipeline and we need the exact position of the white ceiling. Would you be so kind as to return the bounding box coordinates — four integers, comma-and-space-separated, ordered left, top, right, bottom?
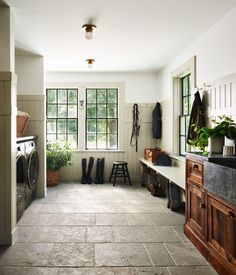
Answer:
5, 0, 236, 72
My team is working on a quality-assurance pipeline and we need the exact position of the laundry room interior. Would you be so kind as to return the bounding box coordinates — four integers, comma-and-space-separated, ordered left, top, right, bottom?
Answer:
1, 1, 236, 274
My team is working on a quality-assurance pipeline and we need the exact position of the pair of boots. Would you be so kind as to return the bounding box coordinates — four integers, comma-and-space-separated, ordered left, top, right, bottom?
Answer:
94, 158, 105, 184
81, 157, 105, 184
81, 157, 94, 184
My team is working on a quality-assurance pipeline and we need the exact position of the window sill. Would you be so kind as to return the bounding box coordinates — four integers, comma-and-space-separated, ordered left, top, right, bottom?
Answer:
169, 155, 186, 162
73, 150, 126, 153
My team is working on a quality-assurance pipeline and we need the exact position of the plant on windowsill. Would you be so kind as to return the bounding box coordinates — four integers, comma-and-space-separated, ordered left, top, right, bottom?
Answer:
188, 115, 236, 155
46, 141, 72, 187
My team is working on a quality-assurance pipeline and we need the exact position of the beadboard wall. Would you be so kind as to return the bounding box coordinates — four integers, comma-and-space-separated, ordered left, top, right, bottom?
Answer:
203, 72, 236, 123
60, 103, 157, 182
17, 95, 46, 197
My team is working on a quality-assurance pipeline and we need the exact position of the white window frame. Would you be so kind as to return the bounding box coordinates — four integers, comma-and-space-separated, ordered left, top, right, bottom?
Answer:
171, 56, 196, 156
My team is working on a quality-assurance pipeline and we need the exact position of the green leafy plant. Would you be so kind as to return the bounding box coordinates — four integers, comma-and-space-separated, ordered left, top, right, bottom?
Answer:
188, 115, 236, 154
47, 141, 72, 171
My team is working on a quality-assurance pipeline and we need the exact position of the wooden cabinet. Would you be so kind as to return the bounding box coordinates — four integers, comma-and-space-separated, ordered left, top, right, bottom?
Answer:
208, 196, 236, 268
185, 154, 236, 275
186, 183, 206, 239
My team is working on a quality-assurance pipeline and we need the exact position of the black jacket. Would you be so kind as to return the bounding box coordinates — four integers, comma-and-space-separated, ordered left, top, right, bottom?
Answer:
152, 102, 162, 139
187, 91, 204, 144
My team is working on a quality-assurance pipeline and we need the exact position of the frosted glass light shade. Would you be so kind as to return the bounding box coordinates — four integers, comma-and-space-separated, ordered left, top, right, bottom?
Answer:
85, 31, 93, 40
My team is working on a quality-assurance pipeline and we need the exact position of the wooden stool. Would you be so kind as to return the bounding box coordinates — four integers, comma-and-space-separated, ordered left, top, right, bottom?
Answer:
109, 161, 131, 186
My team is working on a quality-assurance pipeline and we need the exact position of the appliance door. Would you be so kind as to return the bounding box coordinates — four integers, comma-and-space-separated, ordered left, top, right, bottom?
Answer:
16, 154, 27, 221
27, 148, 39, 190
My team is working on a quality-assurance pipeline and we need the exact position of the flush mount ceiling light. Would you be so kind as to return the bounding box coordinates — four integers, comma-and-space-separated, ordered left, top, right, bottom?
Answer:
86, 59, 95, 69
82, 24, 96, 40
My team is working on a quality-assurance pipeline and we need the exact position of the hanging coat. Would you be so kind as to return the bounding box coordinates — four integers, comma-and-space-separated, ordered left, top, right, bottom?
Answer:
187, 91, 205, 144
152, 102, 162, 139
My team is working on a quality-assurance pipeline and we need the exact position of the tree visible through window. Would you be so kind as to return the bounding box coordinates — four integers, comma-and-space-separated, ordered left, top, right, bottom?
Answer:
46, 89, 78, 149
179, 75, 191, 156
86, 88, 118, 150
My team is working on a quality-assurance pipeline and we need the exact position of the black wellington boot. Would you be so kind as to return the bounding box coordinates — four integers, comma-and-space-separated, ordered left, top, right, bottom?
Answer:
94, 158, 101, 184
81, 158, 87, 184
99, 157, 105, 184
86, 156, 94, 184
169, 181, 182, 211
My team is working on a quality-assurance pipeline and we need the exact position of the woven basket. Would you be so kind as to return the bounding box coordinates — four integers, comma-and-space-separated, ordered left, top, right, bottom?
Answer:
47, 170, 60, 187
17, 111, 30, 137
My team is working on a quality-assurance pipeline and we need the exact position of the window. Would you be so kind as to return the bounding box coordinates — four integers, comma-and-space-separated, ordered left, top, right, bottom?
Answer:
86, 88, 118, 150
46, 89, 78, 149
179, 74, 191, 156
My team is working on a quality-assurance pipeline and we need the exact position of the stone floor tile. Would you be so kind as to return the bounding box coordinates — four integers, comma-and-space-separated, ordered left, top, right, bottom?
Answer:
24, 203, 42, 213
113, 226, 181, 242
144, 243, 175, 266
29, 226, 86, 242
39, 204, 77, 214
87, 226, 113, 242
95, 243, 152, 267
152, 267, 171, 275
150, 212, 185, 226
48, 243, 94, 267
14, 226, 36, 242
0, 243, 53, 266
126, 214, 154, 225
164, 243, 209, 265
0, 267, 57, 275
48, 214, 95, 225
17, 213, 51, 225
168, 266, 218, 275
96, 214, 128, 225
118, 204, 168, 213
171, 225, 189, 242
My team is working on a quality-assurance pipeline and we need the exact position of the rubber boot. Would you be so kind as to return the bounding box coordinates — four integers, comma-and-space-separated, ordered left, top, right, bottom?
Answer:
166, 180, 171, 208
94, 158, 101, 184
99, 157, 105, 184
86, 156, 94, 184
169, 181, 182, 211
81, 158, 87, 184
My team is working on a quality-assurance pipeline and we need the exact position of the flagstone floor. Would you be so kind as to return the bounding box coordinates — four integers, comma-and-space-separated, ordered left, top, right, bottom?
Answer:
0, 182, 217, 275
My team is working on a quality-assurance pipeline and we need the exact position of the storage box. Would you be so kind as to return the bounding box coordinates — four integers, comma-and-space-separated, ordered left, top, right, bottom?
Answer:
17, 111, 30, 137
144, 148, 162, 163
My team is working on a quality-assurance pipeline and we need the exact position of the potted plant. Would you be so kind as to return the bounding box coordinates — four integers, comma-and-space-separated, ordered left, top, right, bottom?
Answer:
46, 141, 72, 187
188, 115, 236, 155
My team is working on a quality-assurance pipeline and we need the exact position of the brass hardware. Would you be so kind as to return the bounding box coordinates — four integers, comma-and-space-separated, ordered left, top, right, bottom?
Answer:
227, 210, 235, 218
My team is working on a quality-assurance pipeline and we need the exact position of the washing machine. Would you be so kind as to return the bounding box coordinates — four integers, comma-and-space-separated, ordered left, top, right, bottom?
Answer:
16, 136, 39, 219
16, 142, 27, 222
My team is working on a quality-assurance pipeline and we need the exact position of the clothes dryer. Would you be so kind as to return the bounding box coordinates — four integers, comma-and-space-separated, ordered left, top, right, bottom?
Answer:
25, 138, 39, 208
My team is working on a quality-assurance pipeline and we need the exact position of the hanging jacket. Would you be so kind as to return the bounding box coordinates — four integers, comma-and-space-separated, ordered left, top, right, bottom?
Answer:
187, 91, 205, 144
152, 102, 162, 139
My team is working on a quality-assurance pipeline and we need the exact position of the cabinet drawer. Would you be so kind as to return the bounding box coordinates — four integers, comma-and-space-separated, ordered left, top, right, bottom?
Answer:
187, 160, 203, 185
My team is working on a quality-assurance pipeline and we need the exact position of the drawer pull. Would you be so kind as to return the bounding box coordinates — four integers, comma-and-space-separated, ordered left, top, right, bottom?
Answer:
227, 210, 235, 218
200, 203, 206, 209
192, 163, 199, 169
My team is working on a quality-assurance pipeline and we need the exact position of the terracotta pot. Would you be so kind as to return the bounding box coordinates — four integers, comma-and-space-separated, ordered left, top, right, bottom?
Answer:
47, 169, 60, 187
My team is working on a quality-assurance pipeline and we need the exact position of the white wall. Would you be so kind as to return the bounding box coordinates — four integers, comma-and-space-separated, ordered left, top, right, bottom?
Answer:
156, 6, 236, 156
15, 55, 44, 95
158, 6, 236, 102
46, 72, 159, 103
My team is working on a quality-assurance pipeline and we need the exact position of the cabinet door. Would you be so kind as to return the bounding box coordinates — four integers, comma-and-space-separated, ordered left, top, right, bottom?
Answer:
187, 183, 206, 239
208, 196, 236, 267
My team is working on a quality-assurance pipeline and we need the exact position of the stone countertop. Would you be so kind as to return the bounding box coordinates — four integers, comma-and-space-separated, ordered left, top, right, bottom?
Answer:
186, 152, 236, 168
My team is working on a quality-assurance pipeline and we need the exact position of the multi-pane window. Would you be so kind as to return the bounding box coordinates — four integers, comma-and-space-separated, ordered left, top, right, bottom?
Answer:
86, 88, 118, 150
46, 89, 78, 149
179, 75, 191, 156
